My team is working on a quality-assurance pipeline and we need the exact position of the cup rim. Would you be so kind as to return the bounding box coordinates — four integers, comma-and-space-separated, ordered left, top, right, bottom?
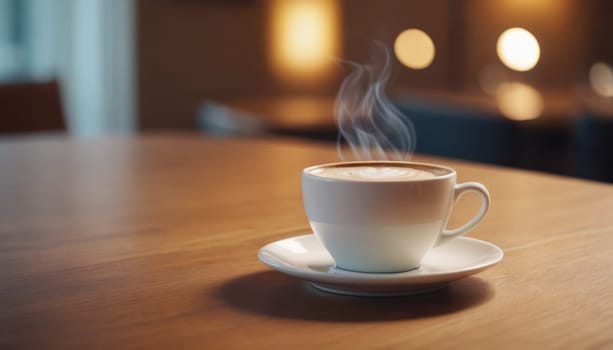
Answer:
303, 160, 456, 183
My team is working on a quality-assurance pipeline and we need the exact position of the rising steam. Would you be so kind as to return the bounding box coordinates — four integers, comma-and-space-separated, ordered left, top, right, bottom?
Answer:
335, 44, 416, 161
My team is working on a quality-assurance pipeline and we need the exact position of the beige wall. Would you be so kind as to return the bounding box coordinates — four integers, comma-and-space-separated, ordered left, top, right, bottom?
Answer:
138, 1, 270, 129
138, 0, 454, 129
138, 0, 607, 130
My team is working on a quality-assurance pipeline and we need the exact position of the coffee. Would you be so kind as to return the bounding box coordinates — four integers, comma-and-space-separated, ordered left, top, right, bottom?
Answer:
308, 165, 441, 182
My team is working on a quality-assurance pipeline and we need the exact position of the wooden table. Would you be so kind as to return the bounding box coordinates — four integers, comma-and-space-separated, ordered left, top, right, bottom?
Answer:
1, 133, 612, 349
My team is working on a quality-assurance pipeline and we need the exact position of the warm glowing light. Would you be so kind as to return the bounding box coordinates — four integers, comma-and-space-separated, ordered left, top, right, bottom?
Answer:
496, 28, 540, 72
589, 62, 613, 98
394, 29, 435, 70
269, 0, 340, 83
496, 82, 544, 121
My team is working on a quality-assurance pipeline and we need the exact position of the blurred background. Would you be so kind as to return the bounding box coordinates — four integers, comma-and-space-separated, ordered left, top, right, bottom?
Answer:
2, 0, 613, 182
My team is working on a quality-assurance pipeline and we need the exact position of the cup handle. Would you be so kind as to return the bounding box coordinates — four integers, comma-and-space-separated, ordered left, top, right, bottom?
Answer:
435, 182, 491, 247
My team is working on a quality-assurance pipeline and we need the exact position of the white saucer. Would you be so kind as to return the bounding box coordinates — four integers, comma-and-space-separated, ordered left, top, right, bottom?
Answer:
258, 234, 503, 296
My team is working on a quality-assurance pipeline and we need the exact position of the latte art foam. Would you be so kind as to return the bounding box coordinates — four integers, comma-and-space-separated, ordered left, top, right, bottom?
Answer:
310, 166, 438, 181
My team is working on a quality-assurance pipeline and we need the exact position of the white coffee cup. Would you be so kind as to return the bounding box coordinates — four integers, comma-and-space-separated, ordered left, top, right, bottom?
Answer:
302, 161, 490, 273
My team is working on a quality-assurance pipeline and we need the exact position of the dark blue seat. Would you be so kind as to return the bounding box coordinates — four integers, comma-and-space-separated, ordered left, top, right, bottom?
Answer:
395, 99, 518, 166
576, 112, 613, 182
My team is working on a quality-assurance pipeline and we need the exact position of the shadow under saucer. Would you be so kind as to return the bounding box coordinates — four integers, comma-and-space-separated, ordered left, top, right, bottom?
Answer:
214, 271, 494, 322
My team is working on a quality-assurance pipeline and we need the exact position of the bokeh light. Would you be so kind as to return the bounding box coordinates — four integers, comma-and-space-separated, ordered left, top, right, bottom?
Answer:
269, 0, 340, 82
394, 29, 435, 70
589, 62, 613, 98
496, 82, 544, 121
496, 28, 540, 72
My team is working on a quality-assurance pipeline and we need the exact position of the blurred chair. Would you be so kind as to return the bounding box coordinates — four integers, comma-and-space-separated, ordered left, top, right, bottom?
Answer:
198, 97, 521, 168
198, 101, 270, 137
0, 80, 66, 134
395, 99, 519, 166
197, 98, 338, 140
576, 111, 613, 182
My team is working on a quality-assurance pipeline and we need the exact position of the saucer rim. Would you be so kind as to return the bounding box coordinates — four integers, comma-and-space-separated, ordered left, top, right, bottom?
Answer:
258, 234, 503, 286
